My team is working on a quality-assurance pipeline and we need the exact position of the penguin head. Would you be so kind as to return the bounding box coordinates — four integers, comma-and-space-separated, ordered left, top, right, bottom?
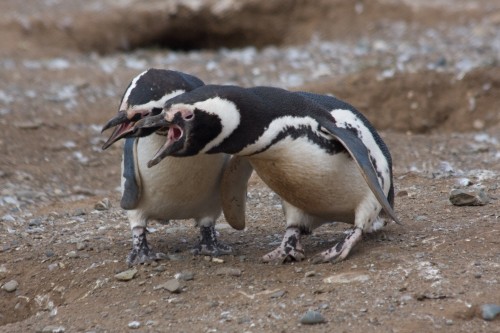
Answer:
101, 69, 204, 150
136, 101, 225, 167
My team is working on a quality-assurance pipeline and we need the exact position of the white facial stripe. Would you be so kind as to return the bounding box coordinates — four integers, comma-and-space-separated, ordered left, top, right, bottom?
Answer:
193, 97, 241, 153
130, 90, 185, 111
119, 70, 148, 110
239, 116, 319, 155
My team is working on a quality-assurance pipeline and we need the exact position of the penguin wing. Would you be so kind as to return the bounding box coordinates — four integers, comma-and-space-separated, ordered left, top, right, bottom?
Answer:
120, 137, 142, 209
220, 156, 254, 230
318, 122, 401, 225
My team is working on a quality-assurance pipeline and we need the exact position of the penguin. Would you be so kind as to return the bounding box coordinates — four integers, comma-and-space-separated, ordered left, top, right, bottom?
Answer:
132, 85, 401, 264
101, 70, 241, 266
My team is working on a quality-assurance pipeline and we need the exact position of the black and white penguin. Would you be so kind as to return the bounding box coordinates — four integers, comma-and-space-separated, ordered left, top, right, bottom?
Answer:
133, 85, 401, 264
102, 70, 242, 266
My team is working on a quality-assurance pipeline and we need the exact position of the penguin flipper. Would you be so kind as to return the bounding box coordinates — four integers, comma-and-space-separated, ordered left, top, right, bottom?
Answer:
318, 122, 401, 225
121, 138, 142, 209
220, 156, 253, 230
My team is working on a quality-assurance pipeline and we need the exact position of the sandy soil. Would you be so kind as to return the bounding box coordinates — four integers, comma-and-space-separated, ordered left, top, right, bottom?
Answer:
0, 1, 499, 332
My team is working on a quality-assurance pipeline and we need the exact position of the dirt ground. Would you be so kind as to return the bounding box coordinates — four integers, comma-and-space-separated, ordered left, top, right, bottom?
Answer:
0, 1, 499, 332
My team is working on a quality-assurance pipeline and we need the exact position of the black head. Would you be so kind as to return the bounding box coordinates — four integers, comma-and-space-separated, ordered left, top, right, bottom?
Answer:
101, 69, 204, 150
138, 101, 225, 167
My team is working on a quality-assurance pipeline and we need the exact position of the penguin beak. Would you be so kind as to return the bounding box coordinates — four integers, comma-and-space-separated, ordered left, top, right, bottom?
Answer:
132, 114, 181, 167
101, 111, 128, 133
101, 111, 136, 150
133, 113, 171, 130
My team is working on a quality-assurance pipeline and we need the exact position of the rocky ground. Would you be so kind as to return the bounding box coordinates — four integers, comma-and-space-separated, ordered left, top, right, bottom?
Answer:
0, 0, 499, 332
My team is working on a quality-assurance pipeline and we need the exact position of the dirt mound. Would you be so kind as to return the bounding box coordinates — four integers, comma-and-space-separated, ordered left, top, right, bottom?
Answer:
301, 67, 500, 133
0, 0, 486, 56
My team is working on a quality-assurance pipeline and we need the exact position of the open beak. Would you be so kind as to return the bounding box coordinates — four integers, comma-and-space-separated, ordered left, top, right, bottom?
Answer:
101, 111, 135, 150
132, 114, 182, 168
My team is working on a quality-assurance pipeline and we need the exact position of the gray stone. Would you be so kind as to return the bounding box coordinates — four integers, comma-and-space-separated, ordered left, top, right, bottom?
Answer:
269, 290, 286, 298
2, 279, 18, 292
155, 279, 182, 293
115, 268, 138, 281
94, 198, 111, 211
28, 218, 43, 226
215, 267, 242, 277
40, 325, 65, 333
304, 271, 316, 277
481, 304, 500, 321
66, 251, 79, 258
174, 271, 194, 281
76, 242, 86, 251
128, 321, 141, 329
323, 272, 370, 284
300, 310, 326, 325
449, 189, 490, 206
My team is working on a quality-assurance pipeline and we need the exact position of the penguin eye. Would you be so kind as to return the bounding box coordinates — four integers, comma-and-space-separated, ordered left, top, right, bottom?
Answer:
151, 108, 162, 116
183, 112, 194, 121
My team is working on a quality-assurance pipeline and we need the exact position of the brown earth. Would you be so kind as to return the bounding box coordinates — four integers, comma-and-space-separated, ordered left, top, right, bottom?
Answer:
0, 1, 499, 332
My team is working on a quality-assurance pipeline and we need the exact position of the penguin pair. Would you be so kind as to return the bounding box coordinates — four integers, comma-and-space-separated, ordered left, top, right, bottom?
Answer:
131, 84, 401, 263
102, 69, 250, 266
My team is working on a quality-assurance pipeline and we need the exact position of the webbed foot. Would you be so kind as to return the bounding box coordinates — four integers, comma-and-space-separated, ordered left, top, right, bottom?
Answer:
192, 225, 233, 256
127, 227, 167, 266
262, 227, 305, 263
311, 227, 362, 264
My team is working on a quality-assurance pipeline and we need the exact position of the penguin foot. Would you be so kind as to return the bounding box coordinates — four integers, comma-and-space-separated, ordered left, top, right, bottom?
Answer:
311, 227, 362, 264
191, 225, 233, 256
262, 227, 305, 263
127, 227, 168, 266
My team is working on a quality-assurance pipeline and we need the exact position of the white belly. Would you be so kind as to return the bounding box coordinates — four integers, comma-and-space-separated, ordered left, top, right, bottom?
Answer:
249, 138, 376, 222
126, 134, 227, 221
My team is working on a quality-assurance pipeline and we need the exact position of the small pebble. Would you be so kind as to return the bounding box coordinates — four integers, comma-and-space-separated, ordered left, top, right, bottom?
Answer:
115, 268, 138, 281
304, 271, 316, 277
40, 325, 65, 333
215, 267, 241, 277
128, 321, 141, 329
175, 271, 194, 281
48, 263, 59, 271
73, 208, 86, 216
212, 257, 224, 263
323, 272, 370, 284
269, 290, 286, 298
76, 242, 86, 251
94, 198, 111, 211
167, 254, 183, 261
481, 304, 500, 321
300, 310, 326, 325
155, 279, 182, 293
66, 251, 79, 258
449, 189, 490, 206
2, 279, 19, 292
1, 214, 15, 222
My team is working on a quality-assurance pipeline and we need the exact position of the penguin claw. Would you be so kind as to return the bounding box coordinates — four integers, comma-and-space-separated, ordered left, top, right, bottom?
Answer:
312, 227, 363, 264
191, 225, 233, 256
